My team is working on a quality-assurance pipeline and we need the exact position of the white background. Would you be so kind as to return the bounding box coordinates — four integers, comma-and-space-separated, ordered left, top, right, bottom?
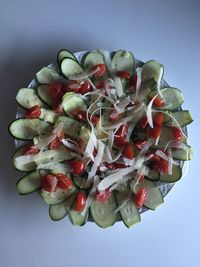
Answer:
0, 1, 199, 267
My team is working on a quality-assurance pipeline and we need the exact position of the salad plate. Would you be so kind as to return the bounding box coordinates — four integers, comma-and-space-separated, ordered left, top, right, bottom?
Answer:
10, 49, 193, 227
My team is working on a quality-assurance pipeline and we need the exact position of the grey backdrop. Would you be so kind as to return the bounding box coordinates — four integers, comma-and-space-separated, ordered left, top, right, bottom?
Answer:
0, 0, 199, 267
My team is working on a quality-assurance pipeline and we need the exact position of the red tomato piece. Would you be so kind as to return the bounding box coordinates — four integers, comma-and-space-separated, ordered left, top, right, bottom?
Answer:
93, 64, 107, 78
117, 71, 130, 79
79, 81, 91, 94
56, 173, 72, 190
48, 82, 63, 98
71, 109, 99, 125
70, 161, 84, 175
95, 189, 111, 203
95, 80, 105, 89
129, 73, 137, 91
114, 123, 129, 147
151, 97, 165, 107
153, 112, 163, 127
52, 105, 63, 114
49, 139, 61, 150
102, 162, 126, 170
26, 106, 41, 119
23, 145, 39, 155
139, 116, 148, 129
171, 127, 182, 142
148, 127, 162, 139
151, 159, 168, 174
135, 140, 147, 150
41, 174, 58, 192
122, 143, 134, 159
109, 111, 121, 122
134, 188, 147, 208
74, 192, 86, 212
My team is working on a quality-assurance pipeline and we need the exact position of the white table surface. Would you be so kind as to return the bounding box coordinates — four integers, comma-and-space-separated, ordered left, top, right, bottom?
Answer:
0, 1, 199, 266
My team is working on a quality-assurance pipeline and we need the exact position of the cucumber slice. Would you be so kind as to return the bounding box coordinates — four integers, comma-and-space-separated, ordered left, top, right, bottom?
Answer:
149, 88, 184, 111
16, 88, 45, 109
12, 146, 36, 172
111, 50, 135, 75
49, 193, 76, 221
90, 193, 117, 228
69, 191, 88, 226
40, 108, 58, 124
166, 110, 193, 127
83, 51, 105, 69
34, 146, 74, 166
141, 60, 164, 85
146, 169, 160, 181
37, 84, 52, 106
61, 92, 87, 115
36, 67, 62, 84
61, 57, 83, 78
172, 145, 193, 161
55, 116, 83, 139
115, 191, 141, 228
155, 127, 187, 148
9, 118, 50, 140
16, 171, 41, 195
57, 49, 77, 66
40, 181, 76, 205
73, 175, 91, 189
132, 179, 164, 210
160, 165, 182, 183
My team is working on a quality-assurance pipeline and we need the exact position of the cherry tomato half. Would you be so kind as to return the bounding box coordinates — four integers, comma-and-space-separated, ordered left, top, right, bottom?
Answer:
74, 191, 86, 212
26, 106, 41, 119
133, 188, 147, 208
122, 143, 134, 159
153, 112, 163, 127
95, 189, 111, 203
117, 71, 130, 79
93, 64, 107, 78
23, 145, 39, 155
70, 161, 84, 175
56, 173, 72, 190
41, 174, 57, 192
171, 127, 182, 142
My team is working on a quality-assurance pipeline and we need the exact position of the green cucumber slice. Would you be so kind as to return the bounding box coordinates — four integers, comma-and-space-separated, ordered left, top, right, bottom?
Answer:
149, 88, 184, 111
141, 60, 164, 85
40, 181, 76, 205
160, 165, 182, 183
37, 84, 52, 106
155, 127, 187, 148
172, 145, 193, 161
90, 193, 117, 228
166, 110, 193, 127
73, 175, 91, 189
61, 57, 84, 78
132, 179, 164, 210
36, 67, 63, 84
57, 49, 77, 66
49, 193, 76, 221
12, 146, 36, 172
16, 88, 45, 109
61, 92, 87, 115
9, 118, 51, 141
146, 169, 160, 181
69, 191, 88, 226
115, 191, 140, 228
83, 51, 105, 70
55, 116, 83, 139
111, 50, 135, 75
16, 171, 41, 195
40, 108, 58, 124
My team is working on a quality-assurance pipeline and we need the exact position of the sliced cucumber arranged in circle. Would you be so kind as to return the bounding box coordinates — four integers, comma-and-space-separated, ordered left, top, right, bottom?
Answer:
61, 57, 84, 78
49, 193, 76, 221
57, 49, 77, 66
16, 88, 46, 109
83, 51, 105, 70
17, 171, 41, 195
115, 191, 141, 228
90, 193, 117, 228
111, 49, 135, 76
10, 49, 193, 228
141, 60, 164, 85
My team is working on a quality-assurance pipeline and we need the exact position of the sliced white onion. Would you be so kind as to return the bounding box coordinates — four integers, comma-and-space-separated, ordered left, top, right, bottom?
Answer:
36, 123, 63, 150
84, 128, 97, 161
69, 68, 98, 81
97, 165, 135, 191
114, 76, 124, 97
155, 150, 169, 161
168, 149, 173, 175
135, 67, 142, 97
15, 154, 37, 165
87, 140, 105, 181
